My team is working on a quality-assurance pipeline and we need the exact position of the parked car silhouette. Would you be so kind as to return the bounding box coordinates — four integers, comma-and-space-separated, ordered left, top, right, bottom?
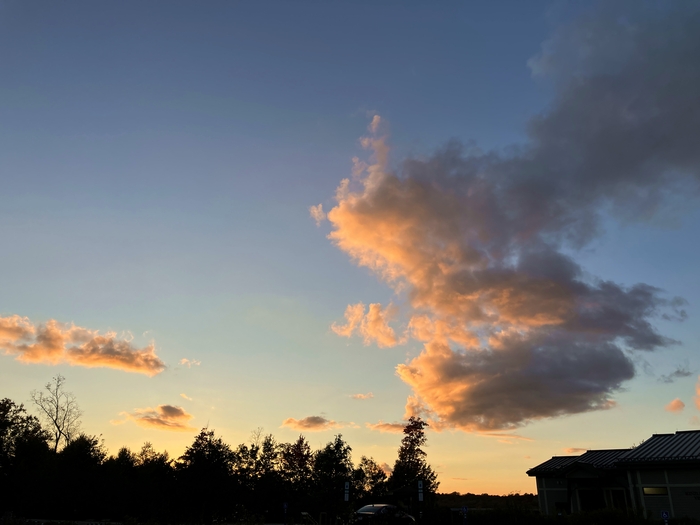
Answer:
354, 504, 415, 524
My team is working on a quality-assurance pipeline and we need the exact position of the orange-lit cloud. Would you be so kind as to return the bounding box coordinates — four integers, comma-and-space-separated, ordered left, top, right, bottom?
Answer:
324, 26, 694, 433
332, 302, 400, 348
114, 404, 195, 431
281, 415, 342, 432
379, 462, 393, 475
0, 315, 165, 376
366, 421, 405, 433
563, 447, 587, 454
351, 392, 374, 400
180, 393, 192, 401
695, 378, 700, 411
180, 358, 201, 368
665, 398, 685, 413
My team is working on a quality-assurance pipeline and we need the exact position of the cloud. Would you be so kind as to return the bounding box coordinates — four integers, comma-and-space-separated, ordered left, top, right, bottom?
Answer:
309, 204, 326, 226
481, 432, 533, 442
665, 398, 685, 413
695, 377, 700, 411
659, 364, 693, 383
0, 315, 165, 376
323, 3, 698, 432
351, 392, 374, 400
331, 302, 401, 348
366, 421, 405, 433
379, 462, 393, 475
563, 447, 588, 454
180, 393, 192, 401
281, 416, 342, 432
114, 404, 195, 431
180, 358, 201, 368
368, 115, 382, 134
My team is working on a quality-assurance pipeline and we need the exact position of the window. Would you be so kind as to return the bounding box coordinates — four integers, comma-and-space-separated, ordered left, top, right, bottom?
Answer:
643, 487, 668, 495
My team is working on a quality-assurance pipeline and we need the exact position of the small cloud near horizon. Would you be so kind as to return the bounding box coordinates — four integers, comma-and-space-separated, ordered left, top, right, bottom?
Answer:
110, 405, 197, 432
112, 404, 195, 432
366, 421, 405, 433
180, 358, 201, 368
563, 447, 588, 454
351, 392, 374, 400
281, 416, 342, 432
665, 398, 685, 413
180, 393, 192, 401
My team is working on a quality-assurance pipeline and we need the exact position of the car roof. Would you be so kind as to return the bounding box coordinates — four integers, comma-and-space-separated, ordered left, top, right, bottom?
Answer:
357, 504, 393, 511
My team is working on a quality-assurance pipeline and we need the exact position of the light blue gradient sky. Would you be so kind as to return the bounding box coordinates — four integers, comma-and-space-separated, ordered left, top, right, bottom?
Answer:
1, 0, 699, 494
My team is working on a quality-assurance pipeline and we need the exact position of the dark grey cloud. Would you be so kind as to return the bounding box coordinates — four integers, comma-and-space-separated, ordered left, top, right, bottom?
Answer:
659, 363, 694, 383
325, 1, 697, 431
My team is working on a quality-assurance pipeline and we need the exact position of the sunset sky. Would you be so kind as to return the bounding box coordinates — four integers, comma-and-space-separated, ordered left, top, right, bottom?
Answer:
2, 0, 700, 494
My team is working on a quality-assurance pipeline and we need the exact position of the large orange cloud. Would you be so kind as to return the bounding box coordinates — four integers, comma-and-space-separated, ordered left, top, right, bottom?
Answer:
320, 3, 699, 432
0, 315, 165, 376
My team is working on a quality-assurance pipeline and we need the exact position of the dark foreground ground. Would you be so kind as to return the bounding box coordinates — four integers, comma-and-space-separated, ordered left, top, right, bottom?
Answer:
2, 494, 699, 525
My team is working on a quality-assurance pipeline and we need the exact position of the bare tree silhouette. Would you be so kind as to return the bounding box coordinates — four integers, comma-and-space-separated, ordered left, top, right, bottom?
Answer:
31, 374, 82, 452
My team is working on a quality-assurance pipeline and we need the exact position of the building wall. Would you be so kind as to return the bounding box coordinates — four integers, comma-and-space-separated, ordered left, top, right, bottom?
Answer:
536, 476, 569, 515
631, 468, 700, 520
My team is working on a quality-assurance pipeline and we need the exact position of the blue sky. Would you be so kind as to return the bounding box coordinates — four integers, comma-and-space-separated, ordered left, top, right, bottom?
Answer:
1, 0, 699, 494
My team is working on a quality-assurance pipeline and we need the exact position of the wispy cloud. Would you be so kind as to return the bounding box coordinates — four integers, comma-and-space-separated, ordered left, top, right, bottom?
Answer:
180, 358, 201, 368
0, 315, 165, 376
665, 398, 685, 413
366, 420, 405, 433
180, 393, 192, 401
659, 363, 693, 383
563, 447, 587, 454
309, 204, 326, 226
323, 3, 698, 432
281, 416, 342, 432
113, 404, 195, 431
351, 392, 374, 400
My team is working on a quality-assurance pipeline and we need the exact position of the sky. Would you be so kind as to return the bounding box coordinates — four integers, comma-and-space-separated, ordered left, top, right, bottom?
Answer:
1, 0, 700, 495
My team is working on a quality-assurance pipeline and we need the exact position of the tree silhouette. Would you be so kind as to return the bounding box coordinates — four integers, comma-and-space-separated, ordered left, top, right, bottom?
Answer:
388, 417, 439, 496
354, 456, 388, 500
30, 374, 82, 452
0, 398, 51, 517
313, 434, 354, 515
177, 428, 237, 522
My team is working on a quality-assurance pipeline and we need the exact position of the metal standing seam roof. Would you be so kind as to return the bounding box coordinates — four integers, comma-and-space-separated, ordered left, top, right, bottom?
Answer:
618, 430, 700, 462
527, 455, 579, 476
575, 449, 630, 468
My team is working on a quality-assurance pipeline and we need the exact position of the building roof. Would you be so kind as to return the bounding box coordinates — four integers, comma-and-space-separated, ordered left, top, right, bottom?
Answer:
526, 456, 579, 476
618, 430, 700, 463
527, 430, 700, 477
576, 449, 629, 469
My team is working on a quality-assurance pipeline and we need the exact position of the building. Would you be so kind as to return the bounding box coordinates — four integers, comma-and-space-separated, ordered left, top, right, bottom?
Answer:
527, 430, 700, 519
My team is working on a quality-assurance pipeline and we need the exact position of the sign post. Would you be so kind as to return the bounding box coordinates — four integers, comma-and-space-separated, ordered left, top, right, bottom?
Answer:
344, 481, 350, 502
661, 510, 669, 525
417, 480, 424, 502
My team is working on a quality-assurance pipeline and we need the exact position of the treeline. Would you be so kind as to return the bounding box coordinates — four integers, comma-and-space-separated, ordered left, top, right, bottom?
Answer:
0, 397, 438, 523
